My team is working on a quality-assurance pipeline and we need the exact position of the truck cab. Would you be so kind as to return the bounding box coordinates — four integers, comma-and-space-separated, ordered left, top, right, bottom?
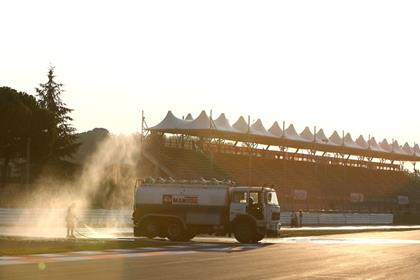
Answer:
229, 187, 281, 242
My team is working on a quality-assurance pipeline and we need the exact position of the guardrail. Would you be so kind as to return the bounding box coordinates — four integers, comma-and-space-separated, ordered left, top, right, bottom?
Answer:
281, 212, 393, 225
0, 208, 132, 227
0, 208, 393, 227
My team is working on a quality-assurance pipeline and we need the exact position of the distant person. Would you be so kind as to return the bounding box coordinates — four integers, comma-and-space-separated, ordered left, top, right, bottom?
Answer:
248, 196, 254, 207
66, 203, 77, 238
291, 212, 298, 228
299, 210, 303, 227
290, 212, 293, 227
247, 196, 255, 213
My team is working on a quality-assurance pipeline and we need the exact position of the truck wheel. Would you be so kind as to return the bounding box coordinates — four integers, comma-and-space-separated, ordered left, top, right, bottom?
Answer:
234, 221, 256, 243
181, 227, 196, 241
143, 219, 159, 239
133, 226, 141, 237
166, 220, 185, 242
252, 232, 264, 243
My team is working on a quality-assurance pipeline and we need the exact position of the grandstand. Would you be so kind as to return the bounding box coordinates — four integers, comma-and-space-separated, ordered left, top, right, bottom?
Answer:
140, 111, 420, 214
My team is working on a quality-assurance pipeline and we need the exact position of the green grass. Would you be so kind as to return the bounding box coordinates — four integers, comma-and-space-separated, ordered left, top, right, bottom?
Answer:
0, 238, 165, 256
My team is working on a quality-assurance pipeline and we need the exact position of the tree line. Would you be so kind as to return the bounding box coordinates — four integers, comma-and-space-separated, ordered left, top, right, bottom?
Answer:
0, 66, 78, 183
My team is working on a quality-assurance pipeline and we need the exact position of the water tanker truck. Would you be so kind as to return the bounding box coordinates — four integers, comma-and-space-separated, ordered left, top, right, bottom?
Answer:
132, 178, 281, 243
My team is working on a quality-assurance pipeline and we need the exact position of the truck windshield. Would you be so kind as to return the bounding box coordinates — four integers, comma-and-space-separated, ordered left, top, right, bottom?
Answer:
266, 191, 279, 205
249, 191, 261, 205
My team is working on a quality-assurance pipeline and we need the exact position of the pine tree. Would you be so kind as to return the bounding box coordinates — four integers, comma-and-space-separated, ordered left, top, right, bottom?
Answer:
36, 66, 79, 161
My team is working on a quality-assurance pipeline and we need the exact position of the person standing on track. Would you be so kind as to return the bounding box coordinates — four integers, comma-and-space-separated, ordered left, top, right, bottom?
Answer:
299, 210, 303, 227
291, 211, 298, 227
66, 203, 77, 238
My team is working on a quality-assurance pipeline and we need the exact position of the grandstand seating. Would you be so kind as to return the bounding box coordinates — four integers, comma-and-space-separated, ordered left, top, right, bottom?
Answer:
153, 147, 226, 180
142, 137, 419, 212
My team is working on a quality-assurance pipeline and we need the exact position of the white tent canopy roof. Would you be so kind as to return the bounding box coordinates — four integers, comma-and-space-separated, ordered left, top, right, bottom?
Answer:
402, 142, 414, 155
328, 131, 341, 146
392, 140, 406, 155
185, 113, 194, 121
148, 111, 420, 161
344, 133, 360, 149
314, 129, 329, 144
369, 137, 385, 152
300, 127, 314, 142
213, 113, 236, 132
149, 111, 188, 130
380, 139, 392, 152
186, 110, 211, 129
414, 144, 420, 156
284, 124, 303, 141
356, 135, 369, 149
250, 119, 271, 137
268, 121, 283, 137
233, 116, 249, 133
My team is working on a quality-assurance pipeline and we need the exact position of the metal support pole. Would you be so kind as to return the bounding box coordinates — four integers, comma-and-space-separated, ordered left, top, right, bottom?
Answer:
282, 121, 285, 138
392, 138, 394, 153
139, 110, 144, 179
248, 115, 252, 186
141, 110, 145, 145
26, 137, 31, 188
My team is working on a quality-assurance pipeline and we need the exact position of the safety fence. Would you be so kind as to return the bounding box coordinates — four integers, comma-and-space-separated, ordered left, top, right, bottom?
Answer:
0, 208, 393, 227
0, 208, 132, 227
280, 212, 393, 225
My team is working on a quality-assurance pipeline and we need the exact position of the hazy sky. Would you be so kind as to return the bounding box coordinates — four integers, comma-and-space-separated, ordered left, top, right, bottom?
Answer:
1, 0, 420, 145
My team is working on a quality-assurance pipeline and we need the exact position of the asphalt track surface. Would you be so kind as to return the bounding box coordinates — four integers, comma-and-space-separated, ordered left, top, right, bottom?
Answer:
2, 225, 420, 239
2, 229, 420, 280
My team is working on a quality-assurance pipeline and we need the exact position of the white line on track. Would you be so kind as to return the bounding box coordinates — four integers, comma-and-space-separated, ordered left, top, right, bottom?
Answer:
165, 245, 191, 249
106, 249, 137, 253
203, 247, 232, 252
0, 256, 23, 260
51, 256, 91, 262
191, 243, 216, 247
70, 251, 108, 255
136, 247, 165, 251
29, 253, 67, 258
0, 260, 27, 266
279, 237, 420, 244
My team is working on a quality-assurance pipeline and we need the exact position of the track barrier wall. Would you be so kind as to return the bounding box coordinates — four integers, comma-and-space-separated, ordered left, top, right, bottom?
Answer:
0, 208, 393, 227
